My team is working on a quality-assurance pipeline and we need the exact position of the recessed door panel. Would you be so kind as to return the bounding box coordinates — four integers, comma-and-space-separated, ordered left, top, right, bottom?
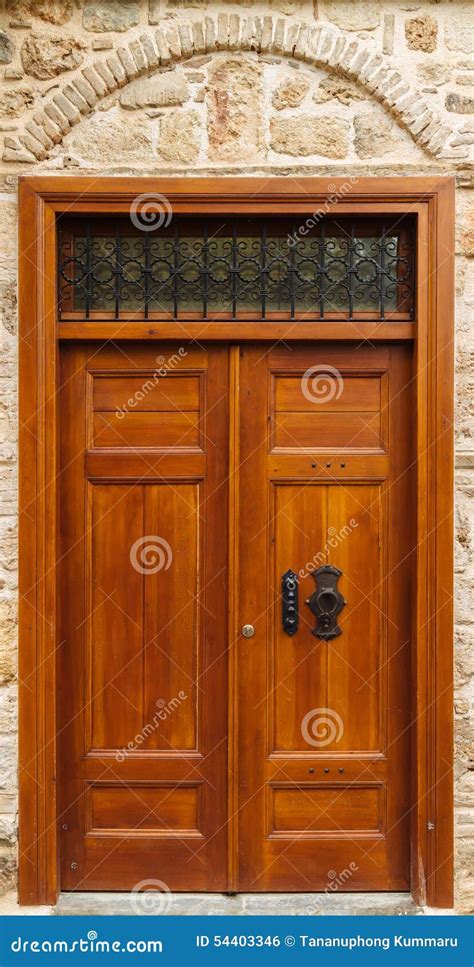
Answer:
272, 484, 328, 754
325, 483, 384, 755
87, 483, 144, 752
272, 483, 383, 756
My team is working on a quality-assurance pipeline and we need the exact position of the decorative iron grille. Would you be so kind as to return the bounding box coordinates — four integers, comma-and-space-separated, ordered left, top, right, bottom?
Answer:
58, 216, 415, 321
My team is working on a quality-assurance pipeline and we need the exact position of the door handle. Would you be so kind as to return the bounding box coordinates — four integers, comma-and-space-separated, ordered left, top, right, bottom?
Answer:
282, 569, 299, 636
305, 565, 346, 640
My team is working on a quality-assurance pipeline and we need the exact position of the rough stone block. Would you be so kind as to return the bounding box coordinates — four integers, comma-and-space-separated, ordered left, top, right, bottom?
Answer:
272, 76, 309, 111
165, 26, 181, 61
177, 23, 193, 58
354, 112, 403, 159
0, 33, 13, 65
116, 46, 140, 80
138, 34, 159, 69
52, 93, 79, 126
2, 144, 35, 163
405, 16, 438, 53
104, 54, 126, 88
94, 59, 118, 91
44, 100, 71, 135
120, 74, 189, 110
71, 75, 99, 108
324, 0, 381, 31
158, 108, 200, 163
83, 1, 140, 33
6, 0, 74, 25
294, 25, 310, 60
383, 13, 395, 55
21, 32, 84, 79
154, 29, 171, 65
270, 18, 286, 54
129, 40, 148, 73
33, 109, 62, 143
82, 65, 108, 98
0, 88, 34, 119
216, 13, 229, 50
191, 21, 206, 56
271, 115, 349, 159
314, 76, 365, 105
19, 131, 45, 159
446, 93, 474, 115
25, 119, 53, 150
207, 56, 263, 162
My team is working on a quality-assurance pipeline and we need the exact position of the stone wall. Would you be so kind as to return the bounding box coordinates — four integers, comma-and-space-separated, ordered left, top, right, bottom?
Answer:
0, 0, 472, 912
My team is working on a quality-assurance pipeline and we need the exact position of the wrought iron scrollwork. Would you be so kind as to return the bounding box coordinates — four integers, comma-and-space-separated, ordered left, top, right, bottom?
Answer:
305, 565, 346, 641
58, 216, 415, 321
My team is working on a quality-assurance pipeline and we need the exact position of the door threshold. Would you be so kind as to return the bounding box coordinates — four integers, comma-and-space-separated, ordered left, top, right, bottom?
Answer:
54, 892, 419, 917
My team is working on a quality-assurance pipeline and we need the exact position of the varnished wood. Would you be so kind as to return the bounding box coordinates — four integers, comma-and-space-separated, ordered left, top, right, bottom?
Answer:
227, 345, 240, 893
21, 174, 451, 203
58, 343, 229, 892
18, 183, 59, 905
237, 343, 413, 891
58, 322, 415, 342
18, 176, 454, 907
411, 186, 455, 907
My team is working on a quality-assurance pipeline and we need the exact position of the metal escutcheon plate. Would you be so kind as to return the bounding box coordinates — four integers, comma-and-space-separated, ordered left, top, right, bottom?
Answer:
242, 624, 255, 638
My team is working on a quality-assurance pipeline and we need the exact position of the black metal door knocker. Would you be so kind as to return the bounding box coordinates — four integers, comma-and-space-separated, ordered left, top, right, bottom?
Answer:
305, 564, 346, 640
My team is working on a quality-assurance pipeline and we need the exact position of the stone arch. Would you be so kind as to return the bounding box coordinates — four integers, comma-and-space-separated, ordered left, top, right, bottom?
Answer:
3, 13, 455, 163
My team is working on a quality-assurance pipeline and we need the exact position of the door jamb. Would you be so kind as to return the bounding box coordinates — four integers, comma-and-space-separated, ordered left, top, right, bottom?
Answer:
17, 176, 454, 907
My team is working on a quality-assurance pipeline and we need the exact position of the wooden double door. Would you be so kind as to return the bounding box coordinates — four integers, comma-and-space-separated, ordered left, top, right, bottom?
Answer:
59, 340, 413, 893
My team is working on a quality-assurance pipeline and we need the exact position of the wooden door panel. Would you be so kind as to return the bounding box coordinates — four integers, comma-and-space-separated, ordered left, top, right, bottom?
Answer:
92, 411, 201, 450
59, 343, 229, 892
85, 481, 199, 754
143, 483, 199, 751
274, 374, 382, 413
273, 412, 383, 452
238, 343, 412, 892
86, 783, 202, 837
272, 484, 328, 754
270, 783, 384, 835
92, 374, 201, 411
272, 483, 383, 755
326, 484, 384, 754
87, 483, 144, 752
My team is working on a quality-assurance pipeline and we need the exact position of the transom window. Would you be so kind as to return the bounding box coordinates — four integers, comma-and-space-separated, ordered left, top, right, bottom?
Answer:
58, 215, 415, 321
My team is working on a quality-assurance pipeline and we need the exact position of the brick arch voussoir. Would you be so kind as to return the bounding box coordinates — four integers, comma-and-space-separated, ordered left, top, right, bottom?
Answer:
4, 13, 453, 163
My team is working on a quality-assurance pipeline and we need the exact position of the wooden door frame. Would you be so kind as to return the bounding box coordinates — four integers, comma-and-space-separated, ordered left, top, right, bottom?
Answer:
18, 176, 454, 907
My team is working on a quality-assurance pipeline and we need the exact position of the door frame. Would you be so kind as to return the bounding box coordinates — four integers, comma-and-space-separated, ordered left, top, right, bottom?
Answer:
18, 176, 454, 907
